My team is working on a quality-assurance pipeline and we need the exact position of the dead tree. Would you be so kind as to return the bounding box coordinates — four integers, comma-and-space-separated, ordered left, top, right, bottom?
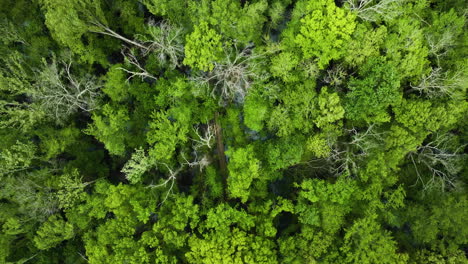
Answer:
190, 44, 265, 104
408, 133, 465, 192
119, 49, 158, 82
410, 67, 465, 99
346, 0, 403, 22
136, 20, 184, 68
91, 20, 184, 69
34, 56, 101, 124
303, 124, 384, 177
323, 64, 347, 87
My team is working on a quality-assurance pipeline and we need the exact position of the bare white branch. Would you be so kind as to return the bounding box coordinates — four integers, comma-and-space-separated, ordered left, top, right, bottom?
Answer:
190, 44, 266, 104
33, 56, 101, 124
136, 20, 185, 68
119, 49, 158, 82
91, 20, 184, 68
410, 67, 465, 99
408, 133, 465, 192
191, 124, 215, 150
346, 0, 403, 22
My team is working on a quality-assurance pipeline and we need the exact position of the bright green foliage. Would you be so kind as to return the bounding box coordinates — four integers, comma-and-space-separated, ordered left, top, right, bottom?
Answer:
121, 148, 153, 184
296, 177, 357, 232
278, 177, 358, 262
56, 169, 87, 209
425, 9, 466, 68
267, 81, 317, 136
1, 0, 467, 263
243, 92, 269, 132
306, 134, 331, 158
314, 87, 345, 129
345, 24, 388, 67
340, 215, 408, 263
204, 166, 223, 199
265, 137, 304, 171
147, 111, 190, 162
345, 57, 402, 123
270, 51, 301, 83
186, 0, 269, 44
205, 0, 269, 44
0, 140, 36, 177
183, 22, 223, 71
0, 52, 44, 131
36, 125, 80, 159
403, 193, 468, 253
39, 0, 108, 63
34, 214, 74, 250
141, 0, 188, 25
86, 104, 130, 156
2, 217, 25, 236
384, 15, 430, 80
226, 145, 260, 202
187, 204, 277, 264
295, 0, 356, 69
102, 64, 130, 102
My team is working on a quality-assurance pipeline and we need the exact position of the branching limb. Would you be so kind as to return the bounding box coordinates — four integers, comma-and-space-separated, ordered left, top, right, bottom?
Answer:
118, 49, 158, 82
410, 67, 464, 99
190, 43, 267, 104
408, 133, 465, 191
34, 55, 101, 124
191, 124, 215, 150
346, 0, 403, 22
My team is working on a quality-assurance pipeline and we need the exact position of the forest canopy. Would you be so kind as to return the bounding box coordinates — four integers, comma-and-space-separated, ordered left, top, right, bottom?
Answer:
1, 0, 467, 263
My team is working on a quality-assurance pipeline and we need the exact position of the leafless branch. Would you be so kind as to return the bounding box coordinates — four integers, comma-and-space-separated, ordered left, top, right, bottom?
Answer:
305, 125, 384, 177
323, 64, 347, 87
119, 49, 158, 82
410, 67, 464, 99
146, 149, 211, 206
89, 20, 149, 51
91, 20, 184, 68
190, 44, 266, 104
34, 56, 101, 124
346, 0, 403, 22
136, 20, 185, 67
191, 124, 215, 150
408, 133, 465, 192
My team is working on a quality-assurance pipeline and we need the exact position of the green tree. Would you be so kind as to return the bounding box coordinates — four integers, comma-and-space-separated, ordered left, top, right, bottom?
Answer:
295, 0, 357, 69
226, 145, 260, 203
345, 57, 402, 123
183, 22, 223, 71
34, 215, 74, 250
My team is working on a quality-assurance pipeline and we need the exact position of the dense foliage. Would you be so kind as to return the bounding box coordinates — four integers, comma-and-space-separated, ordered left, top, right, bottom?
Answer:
1, 0, 467, 263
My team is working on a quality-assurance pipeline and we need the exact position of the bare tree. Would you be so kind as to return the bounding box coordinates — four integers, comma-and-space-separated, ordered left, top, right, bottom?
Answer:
304, 124, 384, 177
345, 0, 403, 22
133, 153, 210, 206
410, 67, 465, 99
426, 33, 454, 66
408, 133, 465, 192
135, 20, 184, 67
91, 20, 184, 68
192, 124, 216, 150
34, 55, 101, 124
331, 125, 384, 176
89, 20, 149, 51
119, 49, 158, 82
323, 64, 347, 87
190, 44, 265, 104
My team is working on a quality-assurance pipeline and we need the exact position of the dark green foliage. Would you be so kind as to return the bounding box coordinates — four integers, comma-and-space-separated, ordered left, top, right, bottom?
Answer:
345, 57, 402, 124
1, 0, 467, 263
